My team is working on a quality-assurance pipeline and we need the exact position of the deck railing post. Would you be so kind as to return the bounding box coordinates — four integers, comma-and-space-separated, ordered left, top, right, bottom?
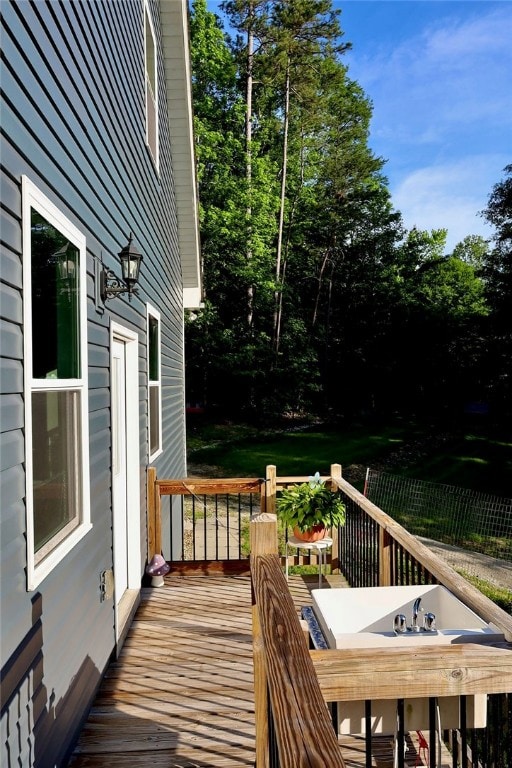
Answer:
263, 464, 277, 515
330, 463, 342, 573
251, 465, 279, 768
147, 466, 157, 560
378, 526, 392, 586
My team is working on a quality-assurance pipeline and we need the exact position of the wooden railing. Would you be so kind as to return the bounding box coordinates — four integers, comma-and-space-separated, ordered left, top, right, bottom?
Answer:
250, 466, 346, 768
147, 464, 512, 767
147, 467, 262, 569
333, 474, 512, 639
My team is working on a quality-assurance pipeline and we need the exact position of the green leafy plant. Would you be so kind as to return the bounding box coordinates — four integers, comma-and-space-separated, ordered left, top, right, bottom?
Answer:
276, 472, 346, 533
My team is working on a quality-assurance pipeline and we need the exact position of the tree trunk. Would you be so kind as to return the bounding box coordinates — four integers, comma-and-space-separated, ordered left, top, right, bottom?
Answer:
273, 55, 290, 356
246, 5, 254, 330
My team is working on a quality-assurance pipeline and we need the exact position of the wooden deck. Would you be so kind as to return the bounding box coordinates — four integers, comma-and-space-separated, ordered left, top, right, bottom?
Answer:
68, 572, 445, 767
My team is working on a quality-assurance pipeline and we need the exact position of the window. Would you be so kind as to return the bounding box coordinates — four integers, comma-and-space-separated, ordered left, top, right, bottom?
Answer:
147, 305, 162, 460
145, 2, 159, 169
22, 177, 91, 590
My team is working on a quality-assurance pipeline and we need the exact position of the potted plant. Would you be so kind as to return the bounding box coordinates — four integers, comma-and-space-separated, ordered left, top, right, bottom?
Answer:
276, 472, 346, 542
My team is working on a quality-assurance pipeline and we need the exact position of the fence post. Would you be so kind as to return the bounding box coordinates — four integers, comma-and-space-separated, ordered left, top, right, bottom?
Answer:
251, 465, 279, 768
330, 464, 342, 574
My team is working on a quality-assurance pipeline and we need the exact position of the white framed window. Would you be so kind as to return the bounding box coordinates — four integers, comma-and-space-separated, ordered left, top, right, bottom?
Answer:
145, 1, 159, 170
22, 177, 91, 590
147, 304, 162, 461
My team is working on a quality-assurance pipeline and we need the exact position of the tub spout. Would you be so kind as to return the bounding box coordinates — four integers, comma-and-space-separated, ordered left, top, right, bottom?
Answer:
411, 597, 422, 631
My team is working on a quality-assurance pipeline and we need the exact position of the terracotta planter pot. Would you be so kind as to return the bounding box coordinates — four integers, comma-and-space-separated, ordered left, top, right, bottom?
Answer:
293, 524, 326, 542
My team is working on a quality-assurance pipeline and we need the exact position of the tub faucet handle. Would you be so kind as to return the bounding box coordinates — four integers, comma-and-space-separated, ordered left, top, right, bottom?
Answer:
424, 612, 436, 631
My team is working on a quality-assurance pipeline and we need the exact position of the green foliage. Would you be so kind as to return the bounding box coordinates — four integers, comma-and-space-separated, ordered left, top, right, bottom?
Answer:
451, 235, 489, 267
480, 164, 512, 416
187, 0, 509, 424
276, 472, 346, 532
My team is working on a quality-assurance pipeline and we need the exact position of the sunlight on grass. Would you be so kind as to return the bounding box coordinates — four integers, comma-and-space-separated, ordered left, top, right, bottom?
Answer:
189, 423, 414, 477
466, 434, 512, 449
187, 418, 512, 497
457, 570, 512, 614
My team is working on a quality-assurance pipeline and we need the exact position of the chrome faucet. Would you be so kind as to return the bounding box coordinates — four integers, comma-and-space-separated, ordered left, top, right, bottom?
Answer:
411, 597, 422, 632
393, 597, 436, 634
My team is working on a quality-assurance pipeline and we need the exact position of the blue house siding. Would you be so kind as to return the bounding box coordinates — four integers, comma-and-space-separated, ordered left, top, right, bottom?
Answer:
1, 1, 199, 765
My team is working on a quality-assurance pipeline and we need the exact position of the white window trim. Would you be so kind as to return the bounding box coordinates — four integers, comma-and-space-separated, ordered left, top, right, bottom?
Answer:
144, 0, 159, 171
22, 176, 91, 591
147, 303, 162, 462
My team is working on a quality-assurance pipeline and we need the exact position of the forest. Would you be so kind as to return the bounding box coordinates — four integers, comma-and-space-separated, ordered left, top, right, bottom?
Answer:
184, 0, 511, 425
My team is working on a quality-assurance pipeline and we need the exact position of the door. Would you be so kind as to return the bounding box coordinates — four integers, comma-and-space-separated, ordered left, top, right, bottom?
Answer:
112, 339, 129, 599
111, 325, 141, 646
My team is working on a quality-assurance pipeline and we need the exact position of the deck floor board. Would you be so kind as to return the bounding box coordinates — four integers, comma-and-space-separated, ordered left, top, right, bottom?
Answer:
68, 572, 446, 767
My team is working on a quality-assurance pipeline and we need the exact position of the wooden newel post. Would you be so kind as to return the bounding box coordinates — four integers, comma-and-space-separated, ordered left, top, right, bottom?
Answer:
251, 465, 279, 768
251, 465, 278, 554
330, 463, 342, 574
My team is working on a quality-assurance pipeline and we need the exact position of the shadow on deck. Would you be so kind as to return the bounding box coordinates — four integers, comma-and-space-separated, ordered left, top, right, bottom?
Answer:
68, 571, 434, 768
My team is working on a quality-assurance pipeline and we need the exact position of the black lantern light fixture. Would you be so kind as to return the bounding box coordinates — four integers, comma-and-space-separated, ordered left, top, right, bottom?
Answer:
100, 233, 143, 302
53, 242, 79, 298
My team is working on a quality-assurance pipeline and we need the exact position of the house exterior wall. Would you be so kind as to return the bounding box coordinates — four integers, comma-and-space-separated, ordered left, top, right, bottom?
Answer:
0, 1, 192, 765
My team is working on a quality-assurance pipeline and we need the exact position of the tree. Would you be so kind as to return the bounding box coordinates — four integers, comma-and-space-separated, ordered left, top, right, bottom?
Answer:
186, 0, 491, 422
387, 229, 489, 415
188, 0, 280, 416
480, 165, 512, 416
451, 235, 489, 267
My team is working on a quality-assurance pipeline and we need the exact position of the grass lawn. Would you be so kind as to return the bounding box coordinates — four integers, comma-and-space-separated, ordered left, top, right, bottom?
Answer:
188, 420, 424, 476
187, 416, 512, 612
399, 430, 512, 498
187, 417, 512, 498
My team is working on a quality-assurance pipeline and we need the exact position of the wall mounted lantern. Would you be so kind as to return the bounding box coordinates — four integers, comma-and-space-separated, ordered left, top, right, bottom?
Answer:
55, 243, 78, 282
53, 242, 79, 298
100, 234, 143, 302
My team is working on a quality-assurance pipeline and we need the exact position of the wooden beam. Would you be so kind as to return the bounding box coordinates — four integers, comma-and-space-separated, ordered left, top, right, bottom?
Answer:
157, 478, 262, 495
330, 464, 342, 574
250, 468, 278, 557
378, 527, 392, 587
251, 466, 278, 768
275, 475, 330, 486
167, 560, 251, 576
252, 554, 345, 768
252, 602, 269, 768
154, 480, 162, 556
147, 467, 157, 560
311, 643, 512, 701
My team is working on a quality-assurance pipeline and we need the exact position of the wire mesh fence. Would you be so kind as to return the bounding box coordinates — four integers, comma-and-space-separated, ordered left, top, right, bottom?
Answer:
364, 469, 512, 589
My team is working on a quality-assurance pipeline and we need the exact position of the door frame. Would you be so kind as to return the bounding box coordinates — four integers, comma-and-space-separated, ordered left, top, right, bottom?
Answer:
110, 322, 141, 646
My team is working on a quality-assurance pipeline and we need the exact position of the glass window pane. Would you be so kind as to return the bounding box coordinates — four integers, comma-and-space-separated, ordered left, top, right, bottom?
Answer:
145, 10, 156, 96
149, 384, 160, 456
149, 315, 159, 381
31, 210, 80, 379
32, 390, 82, 559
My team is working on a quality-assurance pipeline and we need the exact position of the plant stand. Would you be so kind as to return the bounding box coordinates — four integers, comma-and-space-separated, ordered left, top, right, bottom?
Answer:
285, 535, 333, 589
